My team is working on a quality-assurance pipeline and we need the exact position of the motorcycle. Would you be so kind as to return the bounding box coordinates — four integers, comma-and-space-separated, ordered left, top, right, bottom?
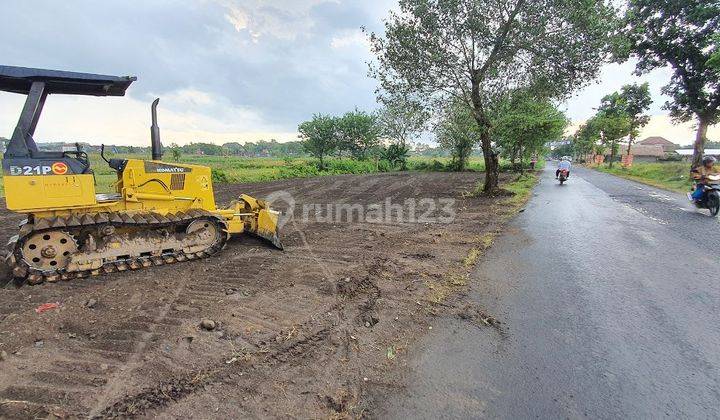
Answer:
558, 169, 569, 185
691, 174, 720, 217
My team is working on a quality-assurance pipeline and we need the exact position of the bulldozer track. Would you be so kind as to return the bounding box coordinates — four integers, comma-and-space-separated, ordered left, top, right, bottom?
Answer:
6, 209, 229, 286
0, 273, 337, 419
0, 282, 201, 417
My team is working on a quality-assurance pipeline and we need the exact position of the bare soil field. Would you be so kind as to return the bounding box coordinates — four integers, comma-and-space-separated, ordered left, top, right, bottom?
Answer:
0, 171, 520, 419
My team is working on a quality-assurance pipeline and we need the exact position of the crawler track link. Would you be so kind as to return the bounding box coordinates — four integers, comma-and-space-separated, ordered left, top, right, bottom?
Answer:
5, 209, 229, 286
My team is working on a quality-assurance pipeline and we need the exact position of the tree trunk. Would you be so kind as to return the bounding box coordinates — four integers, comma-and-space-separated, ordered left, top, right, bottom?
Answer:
480, 129, 499, 192
609, 140, 616, 168
469, 77, 498, 193
692, 116, 709, 168
626, 131, 634, 156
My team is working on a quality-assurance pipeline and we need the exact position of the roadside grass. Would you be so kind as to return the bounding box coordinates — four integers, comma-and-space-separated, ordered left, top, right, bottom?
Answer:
463, 248, 482, 267
463, 232, 497, 267
591, 162, 692, 193
503, 173, 539, 207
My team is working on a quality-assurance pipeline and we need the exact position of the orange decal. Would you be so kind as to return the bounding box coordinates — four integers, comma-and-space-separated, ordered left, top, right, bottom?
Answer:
51, 162, 68, 175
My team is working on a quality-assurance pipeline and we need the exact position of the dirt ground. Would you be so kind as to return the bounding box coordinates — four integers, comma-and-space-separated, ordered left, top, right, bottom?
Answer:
0, 171, 521, 419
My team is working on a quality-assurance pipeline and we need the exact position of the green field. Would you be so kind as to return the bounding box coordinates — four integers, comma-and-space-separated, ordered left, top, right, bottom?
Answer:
0, 154, 494, 197
592, 162, 693, 193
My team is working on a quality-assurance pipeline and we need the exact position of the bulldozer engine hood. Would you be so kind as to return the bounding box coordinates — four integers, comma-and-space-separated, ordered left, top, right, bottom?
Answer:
143, 162, 192, 173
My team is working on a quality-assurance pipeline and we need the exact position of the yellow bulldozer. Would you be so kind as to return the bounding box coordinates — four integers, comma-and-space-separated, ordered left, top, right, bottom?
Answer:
0, 65, 282, 286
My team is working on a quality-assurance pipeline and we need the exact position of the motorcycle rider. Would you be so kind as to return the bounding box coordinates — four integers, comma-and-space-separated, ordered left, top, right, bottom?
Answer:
556, 157, 571, 179
690, 156, 720, 202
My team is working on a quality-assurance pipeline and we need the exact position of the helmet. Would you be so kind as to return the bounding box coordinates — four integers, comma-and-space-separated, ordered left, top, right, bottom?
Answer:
703, 155, 717, 165
561, 156, 568, 161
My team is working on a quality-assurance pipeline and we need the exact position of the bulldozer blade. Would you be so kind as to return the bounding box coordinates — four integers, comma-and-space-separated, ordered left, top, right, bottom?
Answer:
254, 207, 283, 250
227, 194, 284, 250
256, 230, 284, 250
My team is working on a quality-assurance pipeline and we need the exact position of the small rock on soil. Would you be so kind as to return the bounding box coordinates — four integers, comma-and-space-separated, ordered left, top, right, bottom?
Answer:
200, 319, 216, 331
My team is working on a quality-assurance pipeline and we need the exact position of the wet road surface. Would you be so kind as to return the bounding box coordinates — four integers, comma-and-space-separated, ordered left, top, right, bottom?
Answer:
379, 165, 720, 418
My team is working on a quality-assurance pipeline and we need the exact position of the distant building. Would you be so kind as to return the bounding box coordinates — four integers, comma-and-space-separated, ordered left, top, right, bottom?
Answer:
625, 144, 667, 162
636, 136, 679, 153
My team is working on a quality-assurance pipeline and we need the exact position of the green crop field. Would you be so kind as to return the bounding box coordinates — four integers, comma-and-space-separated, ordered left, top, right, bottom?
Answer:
0, 154, 494, 197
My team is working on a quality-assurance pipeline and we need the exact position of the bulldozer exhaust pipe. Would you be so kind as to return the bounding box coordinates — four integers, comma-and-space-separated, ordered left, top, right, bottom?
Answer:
150, 98, 163, 160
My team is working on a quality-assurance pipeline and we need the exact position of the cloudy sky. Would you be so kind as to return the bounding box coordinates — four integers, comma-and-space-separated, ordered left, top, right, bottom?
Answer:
0, 0, 716, 147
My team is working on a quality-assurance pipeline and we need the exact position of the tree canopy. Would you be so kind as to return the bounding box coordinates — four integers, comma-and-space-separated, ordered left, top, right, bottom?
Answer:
377, 94, 428, 148
298, 114, 339, 169
574, 122, 602, 158
435, 102, 481, 172
297, 110, 388, 168
590, 109, 632, 168
492, 90, 567, 168
338, 110, 382, 160
369, 0, 616, 192
622, 0, 720, 166
573, 93, 635, 168
613, 83, 652, 155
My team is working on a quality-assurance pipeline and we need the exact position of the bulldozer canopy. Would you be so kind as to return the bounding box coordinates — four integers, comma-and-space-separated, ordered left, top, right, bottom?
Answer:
0, 65, 135, 96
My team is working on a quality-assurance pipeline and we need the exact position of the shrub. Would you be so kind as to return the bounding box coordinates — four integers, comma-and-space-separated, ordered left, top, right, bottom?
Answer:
377, 159, 393, 172
657, 154, 682, 162
211, 169, 231, 183
382, 143, 410, 169
277, 160, 320, 179
409, 159, 447, 171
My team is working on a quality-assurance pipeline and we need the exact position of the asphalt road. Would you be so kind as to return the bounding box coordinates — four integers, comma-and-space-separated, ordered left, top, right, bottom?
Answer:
379, 165, 720, 419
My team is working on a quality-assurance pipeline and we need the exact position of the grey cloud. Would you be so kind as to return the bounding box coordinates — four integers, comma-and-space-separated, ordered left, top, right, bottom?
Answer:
0, 0, 391, 132
310, 1, 373, 31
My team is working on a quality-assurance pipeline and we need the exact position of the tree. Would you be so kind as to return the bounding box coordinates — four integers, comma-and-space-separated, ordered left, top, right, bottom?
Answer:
222, 142, 244, 155
588, 98, 633, 168
622, 0, 720, 167
435, 103, 480, 172
616, 83, 652, 155
413, 142, 448, 158
182, 142, 223, 155
368, 0, 615, 192
169, 142, 182, 162
377, 94, 428, 148
573, 123, 601, 159
382, 143, 411, 170
492, 90, 567, 170
298, 114, 339, 169
337, 110, 382, 160
551, 141, 575, 160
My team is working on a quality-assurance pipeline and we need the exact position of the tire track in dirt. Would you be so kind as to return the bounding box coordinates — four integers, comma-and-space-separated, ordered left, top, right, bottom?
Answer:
94, 269, 383, 418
